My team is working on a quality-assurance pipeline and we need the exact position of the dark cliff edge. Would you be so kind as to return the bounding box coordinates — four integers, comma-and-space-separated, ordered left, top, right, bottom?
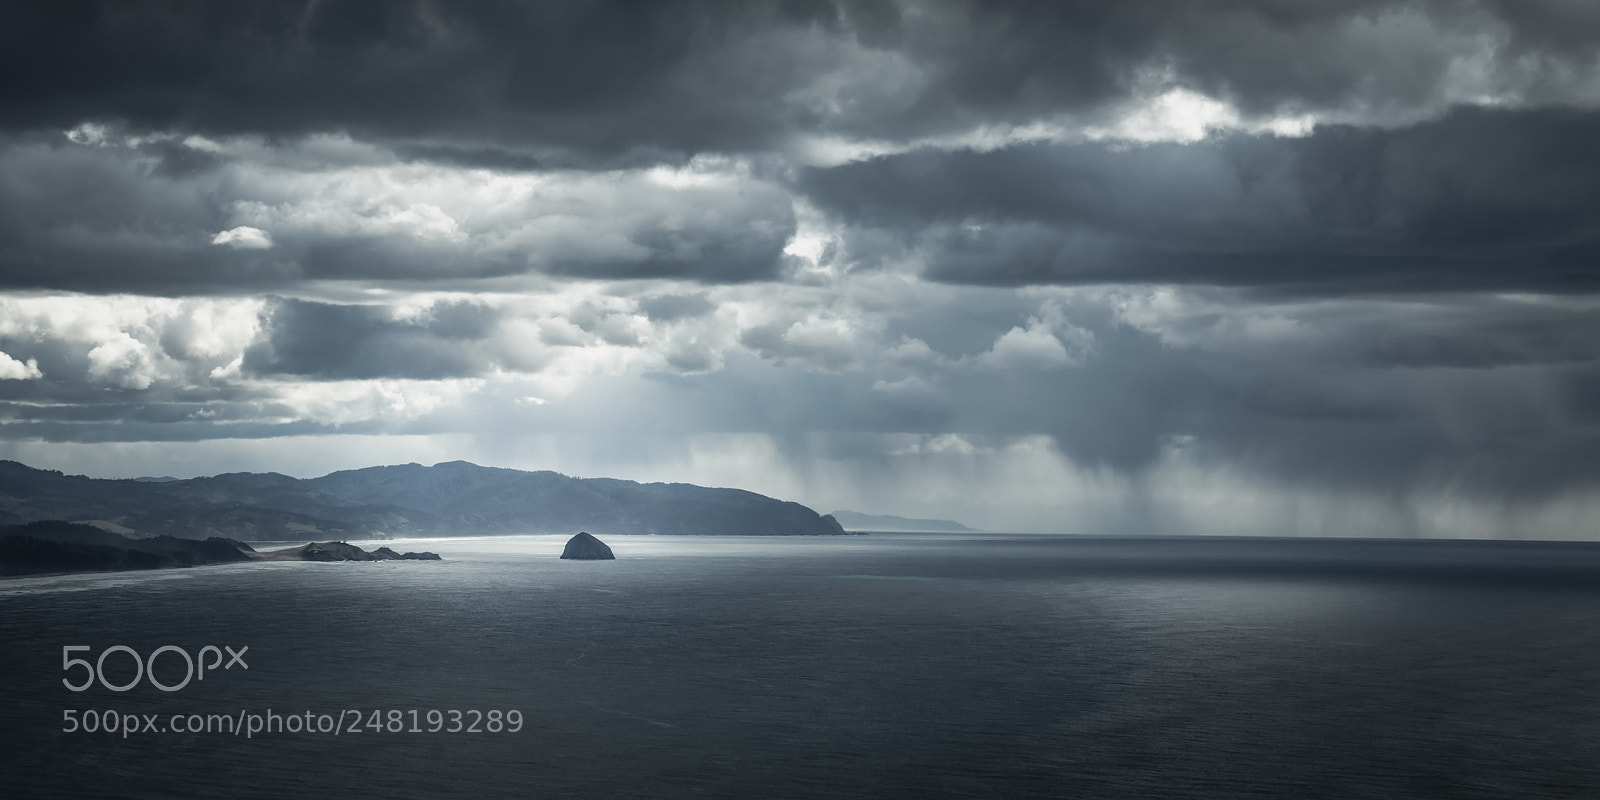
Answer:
0, 521, 255, 576
0, 521, 440, 577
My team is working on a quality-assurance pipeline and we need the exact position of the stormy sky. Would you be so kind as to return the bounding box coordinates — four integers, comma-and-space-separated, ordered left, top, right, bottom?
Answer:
2, 0, 1599, 536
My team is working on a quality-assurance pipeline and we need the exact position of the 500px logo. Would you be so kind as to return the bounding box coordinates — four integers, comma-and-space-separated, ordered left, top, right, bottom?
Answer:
62, 645, 249, 693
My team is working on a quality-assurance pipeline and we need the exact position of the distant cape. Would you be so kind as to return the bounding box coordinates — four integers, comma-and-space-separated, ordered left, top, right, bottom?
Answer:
0, 460, 847, 542
827, 510, 979, 533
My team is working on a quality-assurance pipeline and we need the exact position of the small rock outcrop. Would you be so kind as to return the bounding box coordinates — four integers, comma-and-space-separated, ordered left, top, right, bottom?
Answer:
372, 546, 443, 561
296, 541, 376, 561
292, 541, 441, 562
560, 531, 615, 560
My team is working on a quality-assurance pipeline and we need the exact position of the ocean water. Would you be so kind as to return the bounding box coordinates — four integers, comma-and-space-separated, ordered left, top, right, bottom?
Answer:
5, 534, 1600, 799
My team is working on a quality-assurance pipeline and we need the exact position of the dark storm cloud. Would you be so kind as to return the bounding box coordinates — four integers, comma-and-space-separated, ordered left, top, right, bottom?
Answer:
6, 0, 1600, 533
797, 294, 1600, 497
0, 417, 353, 444
1186, 362, 1600, 499
638, 292, 715, 322
4, 1, 1597, 157
1348, 303, 1600, 369
1047, 290, 1600, 497
242, 298, 496, 379
481, 294, 1600, 501
0, 131, 799, 293
1566, 366, 1600, 424
4, 0, 1597, 295
0, 0, 838, 159
802, 107, 1600, 293
0, 132, 261, 294
394, 143, 558, 173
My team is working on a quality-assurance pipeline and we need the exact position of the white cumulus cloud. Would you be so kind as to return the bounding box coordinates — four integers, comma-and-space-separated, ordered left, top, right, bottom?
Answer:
0, 351, 41, 380
211, 226, 274, 249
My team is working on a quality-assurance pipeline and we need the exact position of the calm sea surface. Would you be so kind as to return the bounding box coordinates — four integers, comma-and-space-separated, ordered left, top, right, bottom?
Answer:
6, 534, 1600, 799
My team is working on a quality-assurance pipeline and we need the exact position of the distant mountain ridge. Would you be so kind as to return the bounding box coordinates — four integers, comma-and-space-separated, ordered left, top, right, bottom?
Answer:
0, 460, 846, 541
828, 510, 979, 533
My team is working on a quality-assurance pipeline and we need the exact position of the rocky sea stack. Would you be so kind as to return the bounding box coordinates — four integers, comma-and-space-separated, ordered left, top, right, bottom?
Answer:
288, 541, 441, 562
560, 531, 615, 560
